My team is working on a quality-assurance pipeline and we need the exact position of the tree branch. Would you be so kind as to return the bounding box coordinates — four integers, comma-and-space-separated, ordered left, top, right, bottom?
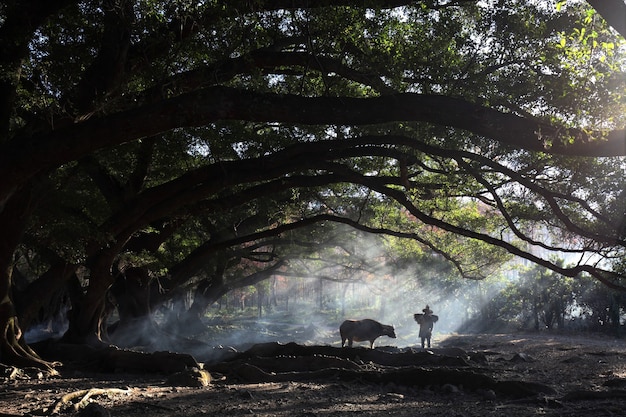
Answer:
348, 173, 626, 290
4, 86, 624, 204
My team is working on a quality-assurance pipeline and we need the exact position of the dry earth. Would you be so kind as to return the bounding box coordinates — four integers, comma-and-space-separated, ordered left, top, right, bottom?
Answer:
2, 332, 626, 417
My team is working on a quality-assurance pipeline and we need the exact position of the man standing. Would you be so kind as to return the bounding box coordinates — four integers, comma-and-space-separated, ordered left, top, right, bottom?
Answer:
413, 305, 439, 348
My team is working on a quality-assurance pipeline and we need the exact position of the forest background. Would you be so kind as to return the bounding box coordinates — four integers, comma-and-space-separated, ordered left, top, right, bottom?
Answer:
1, 0, 626, 374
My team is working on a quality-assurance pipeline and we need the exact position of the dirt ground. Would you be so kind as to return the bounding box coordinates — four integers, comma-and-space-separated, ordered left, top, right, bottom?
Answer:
2, 332, 626, 417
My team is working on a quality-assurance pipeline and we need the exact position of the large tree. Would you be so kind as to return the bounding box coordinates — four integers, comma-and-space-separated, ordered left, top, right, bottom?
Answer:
0, 0, 625, 372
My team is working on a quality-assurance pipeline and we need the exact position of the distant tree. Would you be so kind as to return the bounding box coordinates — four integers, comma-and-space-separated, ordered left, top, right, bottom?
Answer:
516, 262, 575, 330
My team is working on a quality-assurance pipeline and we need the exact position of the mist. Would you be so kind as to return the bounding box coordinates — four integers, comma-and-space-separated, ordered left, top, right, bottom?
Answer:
148, 229, 504, 361
23, 226, 614, 364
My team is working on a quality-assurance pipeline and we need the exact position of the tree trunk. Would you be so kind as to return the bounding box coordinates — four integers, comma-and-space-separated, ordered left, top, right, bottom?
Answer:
317, 277, 323, 309
270, 277, 278, 307
0, 185, 56, 373
341, 283, 349, 317
609, 293, 621, 337
533, 301, 540, 331
257, 284, 265, 318
173, 273, 229, 335
63, 250, 118, 345
107, 267, 157, 347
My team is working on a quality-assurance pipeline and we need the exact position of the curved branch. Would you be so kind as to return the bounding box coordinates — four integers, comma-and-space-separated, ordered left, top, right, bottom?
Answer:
351, 174, 626, 290
404, 137, 624, 247
457, 159, 618, 253
141, 50, 397, 102
302, 215, 485, 280
330, 133, 622, 247
76, 134, 625, 283
4, 87, 624, 203
227, 260, 287, 291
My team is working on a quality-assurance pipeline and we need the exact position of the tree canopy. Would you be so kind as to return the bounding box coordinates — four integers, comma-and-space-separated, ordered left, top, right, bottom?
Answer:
0, 0, 625, 373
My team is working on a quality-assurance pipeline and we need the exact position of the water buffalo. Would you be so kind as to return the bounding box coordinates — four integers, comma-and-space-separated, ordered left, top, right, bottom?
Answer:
339, 319, 396, 348
413, 305, 438, 348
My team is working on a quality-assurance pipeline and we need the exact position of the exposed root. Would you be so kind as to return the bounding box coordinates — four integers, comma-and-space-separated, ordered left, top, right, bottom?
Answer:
0, 363, 49, 381
37, 387, 132, 415
0, 311, 58, 376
